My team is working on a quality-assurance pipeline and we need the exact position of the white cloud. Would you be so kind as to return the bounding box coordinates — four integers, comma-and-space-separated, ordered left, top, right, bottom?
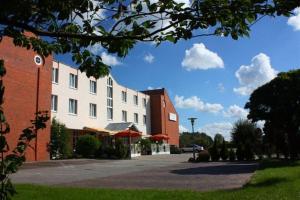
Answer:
234, 53, 277, 96
287, 8, 300, 31
256, 120, 265, 129
144, 53, 155, 63
87, 44, 103, 55
217, 83, 225, 92
101, 52, 121, 66
182, 43, 224, 71
224, 105, 248, 119
179, 125, 189, 133
147, 86, 162, 90
175, 95, 223, 113
199, 122, 233, 141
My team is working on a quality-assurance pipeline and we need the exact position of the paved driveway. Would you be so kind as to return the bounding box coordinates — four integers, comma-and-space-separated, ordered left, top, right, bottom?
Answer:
12, 154, 258, 191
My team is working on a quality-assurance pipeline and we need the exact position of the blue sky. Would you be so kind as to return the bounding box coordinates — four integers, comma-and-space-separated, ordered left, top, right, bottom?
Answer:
56, 8, 300, 140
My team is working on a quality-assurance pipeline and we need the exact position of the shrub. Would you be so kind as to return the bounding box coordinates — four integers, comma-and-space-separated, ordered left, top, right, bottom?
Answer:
236, 147, 245, 161
50, 118, 72, 159
170, 145, 181, 154
140, 138, 152, 155
220, 140, 229, 161
209, 140, 220, 161
197, 150, 210, 162
76, 135, 100, 158
104, 146, 116, 159
115, 138, 128, 159
229, 149, 236, 161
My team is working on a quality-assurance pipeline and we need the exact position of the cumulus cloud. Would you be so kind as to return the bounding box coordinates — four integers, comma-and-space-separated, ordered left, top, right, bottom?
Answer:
199, 122, 233, 141
147, 86, 162, 90
182, 43, 224, 71
175, 95, 223, 113
179, 125, 189, 133
287, 8, 300, 31
101, 52, 121, 66
234, 53, 277, 96
224, 105, 248, 119
144, 53, 155, 63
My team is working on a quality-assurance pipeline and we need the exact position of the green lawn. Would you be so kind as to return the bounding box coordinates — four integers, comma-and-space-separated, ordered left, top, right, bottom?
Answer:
13, 160, 300, 200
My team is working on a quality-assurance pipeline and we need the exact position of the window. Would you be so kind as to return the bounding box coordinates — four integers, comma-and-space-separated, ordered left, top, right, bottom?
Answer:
52, 68, 59, 83
51, 95, 58, 112
143, 98, 147, 108
69, 99, 77, 114
122, 110, 127, 122
90, 80, 97, 94
134, 113, 138, 124
89, 103, 97, 118
69, 73, 78, 89
122, 91, 127, 102
107, 108, 113, 120
107, 77, 113, 120
143, 115, 147, 125
133, 95, 138, 105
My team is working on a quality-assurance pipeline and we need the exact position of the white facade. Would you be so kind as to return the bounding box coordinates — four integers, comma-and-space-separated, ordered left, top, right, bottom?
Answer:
51, 61, 151, 136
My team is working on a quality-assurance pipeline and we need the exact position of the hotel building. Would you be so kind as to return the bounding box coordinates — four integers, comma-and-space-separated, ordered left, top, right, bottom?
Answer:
0, 36, 179, 161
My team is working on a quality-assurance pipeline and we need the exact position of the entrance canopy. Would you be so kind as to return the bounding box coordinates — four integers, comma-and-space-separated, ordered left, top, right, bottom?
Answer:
83, 127, 117, 136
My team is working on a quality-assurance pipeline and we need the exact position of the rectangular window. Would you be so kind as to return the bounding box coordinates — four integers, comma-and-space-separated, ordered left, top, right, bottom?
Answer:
122, 110, 127, 122
89, 103, 97, 118
90, 80, 97, 94
69, 73, 78, 89
122, 91, 127, 102
134, 95, 138, 105
69, 99, 77, 114
143, 98, 147, 108
143, 115, 147, 125
107, 107, 113, 120
51, 95, 58, 112
134, 113, 138, 124
107, 87, 113, 98
52, 68, 59, 83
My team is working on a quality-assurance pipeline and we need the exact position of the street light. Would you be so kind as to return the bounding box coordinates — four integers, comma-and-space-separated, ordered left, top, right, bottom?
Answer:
188, 117, 197, 160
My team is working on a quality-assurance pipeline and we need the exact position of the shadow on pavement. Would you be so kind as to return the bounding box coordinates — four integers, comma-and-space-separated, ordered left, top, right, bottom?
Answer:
170, 162, 258, 175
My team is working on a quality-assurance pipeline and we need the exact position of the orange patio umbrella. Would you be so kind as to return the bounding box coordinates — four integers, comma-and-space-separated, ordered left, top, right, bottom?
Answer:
150, 134, 169, 141
114, 129, 142, 137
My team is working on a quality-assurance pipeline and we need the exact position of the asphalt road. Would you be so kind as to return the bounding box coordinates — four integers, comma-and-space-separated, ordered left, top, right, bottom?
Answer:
12, 154, 258, 191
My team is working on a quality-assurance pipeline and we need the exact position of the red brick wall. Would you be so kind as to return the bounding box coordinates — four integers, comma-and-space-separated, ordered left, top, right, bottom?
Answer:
143, 89, 179, 146
0, 37, 52, 161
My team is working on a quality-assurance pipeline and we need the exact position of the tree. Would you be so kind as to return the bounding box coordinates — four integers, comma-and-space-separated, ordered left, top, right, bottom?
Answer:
209, 139, 220, 161
220, 139, 229, 161
50, 118, 72, 159
214, 133, 224, 148
0, 0, 299, 79
231, 119, 262, 160
245, 69, 300, 159
180, 132, 213, 149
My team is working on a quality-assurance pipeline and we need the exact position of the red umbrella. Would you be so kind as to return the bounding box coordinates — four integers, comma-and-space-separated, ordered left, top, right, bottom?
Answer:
150, 134, 169, 141
115, 129, 142, 137
114, 129, 142, 159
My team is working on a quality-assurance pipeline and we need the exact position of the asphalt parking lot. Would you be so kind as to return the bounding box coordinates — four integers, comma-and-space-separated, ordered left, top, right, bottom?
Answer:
12, 154, 258, 191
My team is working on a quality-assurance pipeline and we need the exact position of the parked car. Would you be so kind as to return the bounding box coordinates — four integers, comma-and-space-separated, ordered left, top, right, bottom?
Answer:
181, 145, 203, 153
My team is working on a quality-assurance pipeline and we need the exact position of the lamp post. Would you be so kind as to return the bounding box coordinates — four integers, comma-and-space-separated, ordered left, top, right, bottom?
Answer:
188, 117, 197, 160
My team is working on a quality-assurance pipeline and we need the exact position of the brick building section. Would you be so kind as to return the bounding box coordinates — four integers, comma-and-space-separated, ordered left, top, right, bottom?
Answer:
143, 89, 179, 146
0, 37, 52, 161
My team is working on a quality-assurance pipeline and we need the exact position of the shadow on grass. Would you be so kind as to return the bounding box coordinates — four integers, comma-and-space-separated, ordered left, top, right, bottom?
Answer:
245, 177, 288, 188
259, 159, 300, 170
170, 163, 258, 175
